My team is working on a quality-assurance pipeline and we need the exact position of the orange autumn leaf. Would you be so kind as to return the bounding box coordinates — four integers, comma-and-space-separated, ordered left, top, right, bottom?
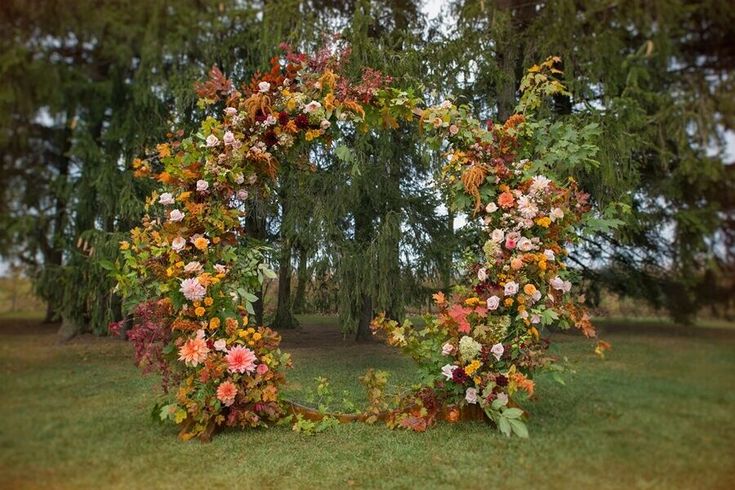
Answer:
157, 171, 173, 184
432, 291, 447, 306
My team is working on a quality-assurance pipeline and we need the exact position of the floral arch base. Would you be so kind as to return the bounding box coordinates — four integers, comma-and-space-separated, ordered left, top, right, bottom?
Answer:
113, 47, 604, 441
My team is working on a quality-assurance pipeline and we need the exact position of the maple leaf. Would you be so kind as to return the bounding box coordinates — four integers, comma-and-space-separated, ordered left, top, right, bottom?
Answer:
594, 340, 612, 358
447, 304, 472, 334
432, 291, 447, 306
194, 65, 233, 101
399, 415, 428, 432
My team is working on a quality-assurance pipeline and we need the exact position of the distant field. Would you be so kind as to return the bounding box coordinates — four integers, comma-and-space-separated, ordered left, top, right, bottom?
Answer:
0, 314, 734, 489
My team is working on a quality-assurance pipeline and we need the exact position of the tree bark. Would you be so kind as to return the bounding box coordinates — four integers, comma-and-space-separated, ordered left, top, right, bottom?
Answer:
272, 176, 298, 330
292, 244, 309, 314
355, 293, 373, 342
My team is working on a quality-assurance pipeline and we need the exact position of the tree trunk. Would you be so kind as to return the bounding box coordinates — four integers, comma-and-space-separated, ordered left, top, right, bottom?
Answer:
293, 244, 309, 314
272, 240, 298, 329
354, 200, 374, 341
355, 293, 373, 342
440, 205, 455, 292
272, 175, 298, 330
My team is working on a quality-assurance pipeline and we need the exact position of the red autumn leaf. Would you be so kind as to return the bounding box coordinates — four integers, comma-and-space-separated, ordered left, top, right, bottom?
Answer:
399, 415, 428, 432
194, 65, 234, 100
447, 304, 472, 334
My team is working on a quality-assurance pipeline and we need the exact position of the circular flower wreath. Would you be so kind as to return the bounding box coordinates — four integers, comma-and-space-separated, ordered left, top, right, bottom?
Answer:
112, 45, 606, 441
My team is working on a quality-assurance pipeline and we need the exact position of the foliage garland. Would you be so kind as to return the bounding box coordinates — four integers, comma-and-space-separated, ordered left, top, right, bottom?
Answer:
112, 45, 609, 440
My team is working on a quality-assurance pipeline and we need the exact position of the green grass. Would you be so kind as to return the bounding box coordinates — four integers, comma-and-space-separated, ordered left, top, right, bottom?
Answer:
1, 316, 734, 489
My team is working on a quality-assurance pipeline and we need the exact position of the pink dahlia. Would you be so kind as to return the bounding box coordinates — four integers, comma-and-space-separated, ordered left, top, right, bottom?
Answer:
178, 330, 209, 367
225, 345, 257, 374
216, 380, 238, 407
180, 278, 206, 302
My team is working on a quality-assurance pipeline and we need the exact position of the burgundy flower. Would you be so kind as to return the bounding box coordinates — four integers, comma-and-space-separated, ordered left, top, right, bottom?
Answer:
294, 114, 309, 129
452, 367, 469, 384
278, 111, 290, 126
255, 110, 267, 123
495, 374, 508, 387
264, 131, 278, 147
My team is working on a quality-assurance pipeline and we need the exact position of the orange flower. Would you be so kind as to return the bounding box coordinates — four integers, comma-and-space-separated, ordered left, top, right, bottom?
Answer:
194, 306, 206, 317
523, 284, 537, 296
203, 297, 214, 306
285, 120, 298, 133
209, 317, 221, 329
193, 237, 209, 251
498, 191, 515, 209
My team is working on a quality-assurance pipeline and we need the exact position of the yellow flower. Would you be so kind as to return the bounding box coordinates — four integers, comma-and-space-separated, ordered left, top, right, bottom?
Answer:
465, 360, 482, 376
203, 297, 214, 306
175, 261, 185, 268
166, 267, 174, 277
194, 306, 206, 317
209, 317, 220, 329
464, 297, 481, 307
252, 332, 262, 341
177, 191, 191, 202
536, 216, 551, 228
305, 129, 322, 141
538, 259, 547, 271
119, 241, 130, 250
504, 298, 514, 307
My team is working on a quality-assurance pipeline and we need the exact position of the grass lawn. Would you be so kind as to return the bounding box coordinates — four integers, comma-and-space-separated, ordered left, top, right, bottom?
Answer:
1, 316, 734, 489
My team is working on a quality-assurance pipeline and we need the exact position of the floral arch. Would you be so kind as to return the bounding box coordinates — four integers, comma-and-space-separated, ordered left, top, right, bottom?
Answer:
113, 46, 604, 441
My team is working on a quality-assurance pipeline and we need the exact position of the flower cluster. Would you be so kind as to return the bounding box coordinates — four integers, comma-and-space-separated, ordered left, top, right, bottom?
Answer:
371, 61, 604, 437
115, 44, 602, 439
115, 44, 399, 440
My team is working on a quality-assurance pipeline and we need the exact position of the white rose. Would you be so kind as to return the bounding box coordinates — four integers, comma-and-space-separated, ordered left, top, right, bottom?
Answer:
168, 209, 185, 222
158, 192, 175, 205
206, 134, 219, 147
486, 295, 500, 310
504, 281, 519, 296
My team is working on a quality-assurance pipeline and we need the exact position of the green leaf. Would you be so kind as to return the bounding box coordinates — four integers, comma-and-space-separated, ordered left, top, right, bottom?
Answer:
98, 259, 115, 271
497, 417, 512, 437
503, 407, 524, 419
508, 418, 529, 438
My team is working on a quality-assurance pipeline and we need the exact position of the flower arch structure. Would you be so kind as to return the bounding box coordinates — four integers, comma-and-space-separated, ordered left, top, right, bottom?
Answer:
114, 48, 603, 441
